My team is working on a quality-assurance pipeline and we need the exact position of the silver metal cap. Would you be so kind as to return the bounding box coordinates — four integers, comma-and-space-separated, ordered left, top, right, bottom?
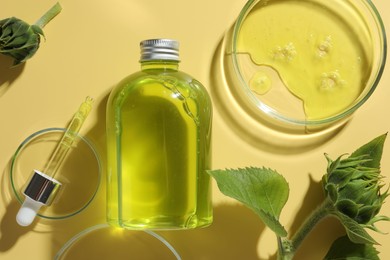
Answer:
23, 170, 61, 205
140, 39, 180, 62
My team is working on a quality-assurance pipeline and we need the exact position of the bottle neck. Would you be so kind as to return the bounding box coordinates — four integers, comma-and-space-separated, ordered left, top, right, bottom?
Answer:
140, 60, 179, 71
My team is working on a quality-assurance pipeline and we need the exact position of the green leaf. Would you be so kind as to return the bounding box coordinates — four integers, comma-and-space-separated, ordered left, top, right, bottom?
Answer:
351, 134, 387, 169
253, 209, 288, 237
335, 212, 378, 244
208, 167, 289, 237
324, 235, 379, 260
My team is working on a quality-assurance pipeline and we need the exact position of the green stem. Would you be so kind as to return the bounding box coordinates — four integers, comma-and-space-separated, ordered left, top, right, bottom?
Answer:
292, 198, 333, 250
34, 2, 62, 28
279, 198, 334, 259
277, 236, 294, 260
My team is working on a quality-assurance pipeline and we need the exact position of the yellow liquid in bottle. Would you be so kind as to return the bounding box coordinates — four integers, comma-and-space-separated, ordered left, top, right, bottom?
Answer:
237, 0, 372, 120
106, 70, 212, 230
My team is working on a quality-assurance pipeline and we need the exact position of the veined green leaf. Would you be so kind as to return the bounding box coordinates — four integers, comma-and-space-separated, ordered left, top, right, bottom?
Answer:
324, 235, 379, 260
253, 208, 288, 237
208, 167, 289, 237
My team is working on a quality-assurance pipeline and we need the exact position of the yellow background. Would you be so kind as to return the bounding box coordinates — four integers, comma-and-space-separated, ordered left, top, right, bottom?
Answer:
1, 0, 389, 259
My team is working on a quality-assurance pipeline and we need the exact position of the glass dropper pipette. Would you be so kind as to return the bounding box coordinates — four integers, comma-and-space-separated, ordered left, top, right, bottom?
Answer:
16, 96, 94, 226
42, 96, 94, 179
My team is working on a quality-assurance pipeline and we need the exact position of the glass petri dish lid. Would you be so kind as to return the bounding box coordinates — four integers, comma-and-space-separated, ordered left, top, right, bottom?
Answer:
226, 0, 386, 130
54, 223, 181, 260
10, 127, 101, 220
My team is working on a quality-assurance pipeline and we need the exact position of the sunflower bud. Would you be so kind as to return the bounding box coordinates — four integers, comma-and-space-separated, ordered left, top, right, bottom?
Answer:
0, 2, 61, 66
0, 17, 43, 65
322, 153, 389, 228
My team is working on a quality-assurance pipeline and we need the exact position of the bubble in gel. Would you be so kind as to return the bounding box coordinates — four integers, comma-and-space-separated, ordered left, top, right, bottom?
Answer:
317, 35, 333, 57
272, 42, 297, 61
319, 70, 346, 90
250, 71, 272, 95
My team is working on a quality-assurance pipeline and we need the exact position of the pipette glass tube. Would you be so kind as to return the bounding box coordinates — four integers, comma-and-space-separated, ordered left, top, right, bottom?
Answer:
42, 96, 94, 179
16, 96, 94, 226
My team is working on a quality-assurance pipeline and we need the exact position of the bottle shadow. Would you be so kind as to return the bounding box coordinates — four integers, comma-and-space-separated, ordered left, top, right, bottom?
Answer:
0, 55, 25, 97
47, 91, 109, 258
0, 82, 347, 259
44, 93, 271, 260
50, 204, 270, 260
161, 204, 271, 260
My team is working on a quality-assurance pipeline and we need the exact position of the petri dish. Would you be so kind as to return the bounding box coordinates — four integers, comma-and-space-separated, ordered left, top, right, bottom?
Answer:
10, 127, 101, 220
224, 0, 386, 131
54, 223, 181, 260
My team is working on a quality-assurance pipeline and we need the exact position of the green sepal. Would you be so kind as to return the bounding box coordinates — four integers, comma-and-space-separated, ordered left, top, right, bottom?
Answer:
357, 205, 381, 224
325, 153, 343, 174
335, 199, 359, 219
325, 183, 338, 203
334, 212, 378, 244
31, 24, 44, 37
327, 168, 353, 187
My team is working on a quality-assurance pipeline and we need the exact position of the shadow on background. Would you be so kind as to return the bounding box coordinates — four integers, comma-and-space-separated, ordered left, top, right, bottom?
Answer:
0, 83, 348, 259
0, 200, 35, 252
52, 204, 268, 260
0, 55, 25, 97
7, 127, 101, 220
48, 92, 109, 258
46, 92, 269, 260
0, 163, 38, 252
161, 204, 269, 260
288, 175, 345, 259
0, 92, 108, 258
209, 35, 348, 154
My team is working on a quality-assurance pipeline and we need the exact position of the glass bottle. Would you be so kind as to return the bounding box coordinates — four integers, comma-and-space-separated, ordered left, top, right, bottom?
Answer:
106, 39, 213, 230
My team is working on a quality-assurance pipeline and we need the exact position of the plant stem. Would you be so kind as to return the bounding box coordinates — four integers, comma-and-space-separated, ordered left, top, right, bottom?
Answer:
35, 2, 62, 28
279, 198, 334, 259
277, 236, 294, 260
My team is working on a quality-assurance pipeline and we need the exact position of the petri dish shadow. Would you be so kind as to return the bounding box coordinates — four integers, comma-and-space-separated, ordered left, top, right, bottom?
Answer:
209, 34, 348, 154
9, 127, 102, 220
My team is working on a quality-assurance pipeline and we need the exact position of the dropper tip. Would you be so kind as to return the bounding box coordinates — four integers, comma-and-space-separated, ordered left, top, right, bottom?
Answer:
16, 197, 43, 227
85, 96, 94, 105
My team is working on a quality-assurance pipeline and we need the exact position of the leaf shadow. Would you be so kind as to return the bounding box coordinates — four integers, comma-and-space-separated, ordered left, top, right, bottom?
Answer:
0, 55, 25, 97
288, 175, 345, 260
52, 93, 274, 260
